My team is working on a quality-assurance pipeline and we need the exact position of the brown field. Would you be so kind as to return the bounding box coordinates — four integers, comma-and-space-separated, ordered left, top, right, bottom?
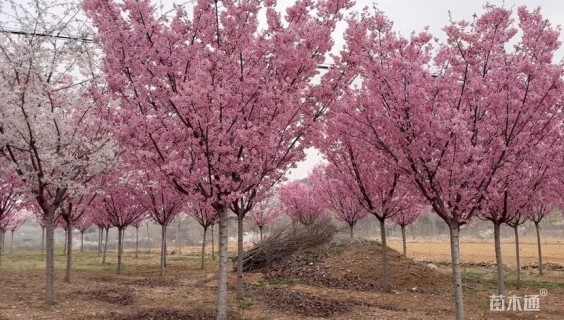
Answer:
0, 239, 562, 320
387, 238, 564, 265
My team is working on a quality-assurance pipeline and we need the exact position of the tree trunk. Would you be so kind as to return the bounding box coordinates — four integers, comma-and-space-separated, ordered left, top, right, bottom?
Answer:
493, 222, 505, 296
117, 228, 123, 274
160, 224, 166, 276
97, 227, 102, 257
401, 225, 407, 257
177, 222, 181, 254
80, 231, 84, 253
379, 219, 390, 293
216, 207, 229, 320
102, 227, 109, 264
146, 223, 151, 257
513, 225, 521, 289
236, 215, 244, 300
201, 226, 207, 270
350, 224, 354, 238
135, 226, 139, 259
10, 230, 14, 254
449, 224, 465, 320
63, 229, 67, 256
45, 208, 56, 305
0, 232, 3, 266
64, 220, 73, 283
535, 222, 543, 276
259, 226, 263, 242
211, 224, 216, 261
41, 226, 45, 261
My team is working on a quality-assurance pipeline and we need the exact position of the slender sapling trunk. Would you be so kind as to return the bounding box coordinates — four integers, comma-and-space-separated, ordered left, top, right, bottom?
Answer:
449, 224, 465, 320
401, 225, 407, 257
45, 208, 56, 305
216, 207, 229, 320
201, 226, 207, 270
41, 226, 45, 261
379, 219, 390, 293
102, 227, 109, 264
211, 224, 215, 261
160, 224, 167, 276
535, 222, 543, 276
236, 215, 244, 300
64, 220, 73, 283
513, 225, 521, 289
117, 227, 123, 274
135, 226, 139, 259
493, 222, 505, 296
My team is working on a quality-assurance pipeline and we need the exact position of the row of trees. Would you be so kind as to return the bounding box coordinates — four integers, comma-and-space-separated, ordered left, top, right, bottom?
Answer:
1, 1, 563, 319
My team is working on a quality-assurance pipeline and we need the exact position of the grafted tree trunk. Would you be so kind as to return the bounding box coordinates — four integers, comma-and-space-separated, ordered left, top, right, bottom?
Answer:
535, 221, 543, 276
201, 226, 207, 270
259, 226, 263, 242
216, 207, 229, 320
513, 225, 521, 289
45, 208, 56, 305
102, 227, 109, 264
449, 224, 465, 320
135, 226, 139, 259
117, 227, 124, 274
401, 225, 407, 257
64, 220, 73, 283
236, 215, 244, 300
349, 224, 354, 238
379, 219, 390, 293
493, 222, 505, 296
160, 224, 167, 276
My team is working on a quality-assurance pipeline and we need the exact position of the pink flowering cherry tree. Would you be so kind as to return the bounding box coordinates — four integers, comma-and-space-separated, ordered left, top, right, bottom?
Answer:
96, 182, 145, 274
84, 0, 352, 312
188, 202, 219, 270
280, 180, 328, 226
250, 198, 283, 242
309, 166, 368, 238
337, 6, 564, 318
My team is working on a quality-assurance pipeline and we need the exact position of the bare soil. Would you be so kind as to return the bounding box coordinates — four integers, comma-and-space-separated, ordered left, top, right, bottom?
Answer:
0, 239, 562, 319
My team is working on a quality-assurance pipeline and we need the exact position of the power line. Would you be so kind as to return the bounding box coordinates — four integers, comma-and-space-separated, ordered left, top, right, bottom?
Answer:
0, 29, 333, 69
0, 28, 93, 42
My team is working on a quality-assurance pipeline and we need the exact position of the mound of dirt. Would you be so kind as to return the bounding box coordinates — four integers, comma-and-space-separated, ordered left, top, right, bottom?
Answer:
258, 239, 451, 293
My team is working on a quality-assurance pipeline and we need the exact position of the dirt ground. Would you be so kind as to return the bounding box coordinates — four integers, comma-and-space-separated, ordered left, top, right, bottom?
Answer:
387, 238, 564, 265
0, 239, 562, 320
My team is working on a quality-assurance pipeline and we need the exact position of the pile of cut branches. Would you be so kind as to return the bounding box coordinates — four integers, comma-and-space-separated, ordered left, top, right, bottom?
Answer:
234, 220, 337, 272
